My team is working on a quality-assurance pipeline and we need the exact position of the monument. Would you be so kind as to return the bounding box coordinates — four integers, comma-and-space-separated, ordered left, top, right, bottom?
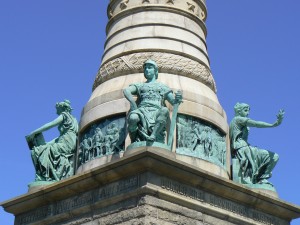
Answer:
1, 1, 300, 224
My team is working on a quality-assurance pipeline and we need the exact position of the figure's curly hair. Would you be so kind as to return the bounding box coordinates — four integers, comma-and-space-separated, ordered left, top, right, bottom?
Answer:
234, 102, 249, 116
56, 100, 73, 113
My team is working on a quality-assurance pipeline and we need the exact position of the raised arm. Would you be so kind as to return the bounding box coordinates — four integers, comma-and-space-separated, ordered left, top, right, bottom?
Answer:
29, 115, 64, 136
123, 85, 138, 110
246, 109, 284, 128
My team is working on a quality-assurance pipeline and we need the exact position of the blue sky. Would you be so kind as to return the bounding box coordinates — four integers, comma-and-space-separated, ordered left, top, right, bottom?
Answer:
1, 1, 300, 224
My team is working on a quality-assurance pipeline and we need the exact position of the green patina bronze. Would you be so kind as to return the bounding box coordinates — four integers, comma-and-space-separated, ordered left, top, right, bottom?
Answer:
176, 114, 227, 168
78, 116, 126, 166
26, 100, 78, 183
229, 102, 284, 190
123, 59, 182, 145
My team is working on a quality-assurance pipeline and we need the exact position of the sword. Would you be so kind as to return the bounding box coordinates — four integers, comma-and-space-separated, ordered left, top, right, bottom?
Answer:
168, 90, 182, 148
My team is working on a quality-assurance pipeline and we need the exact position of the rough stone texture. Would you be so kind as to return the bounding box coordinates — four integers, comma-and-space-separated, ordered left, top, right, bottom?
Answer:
2, 148, 300, 225
30, 196, 241, 225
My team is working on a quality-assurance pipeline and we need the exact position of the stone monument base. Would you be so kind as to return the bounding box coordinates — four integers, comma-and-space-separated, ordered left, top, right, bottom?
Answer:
28, 181, 56, 193
1, 147, 300, 225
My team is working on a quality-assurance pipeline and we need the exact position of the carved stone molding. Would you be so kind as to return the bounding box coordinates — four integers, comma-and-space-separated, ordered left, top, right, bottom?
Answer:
166, 0, 175, 5
108, 0, 207, 21
93, 52, 216, 92
120, 0, 129, 10
187, 2, 196, 13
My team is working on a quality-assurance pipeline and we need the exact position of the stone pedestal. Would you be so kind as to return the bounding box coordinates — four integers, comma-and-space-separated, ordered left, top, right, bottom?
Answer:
2, 147, 300, 225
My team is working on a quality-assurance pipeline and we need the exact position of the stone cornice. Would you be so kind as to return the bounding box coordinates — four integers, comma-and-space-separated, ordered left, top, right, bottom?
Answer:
108, 0, 207, 22
106, 5, 207, 37
2, 147, 300, 222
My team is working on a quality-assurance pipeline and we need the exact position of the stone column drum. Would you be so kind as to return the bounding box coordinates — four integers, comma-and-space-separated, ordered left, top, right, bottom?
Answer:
77, 0, 229, 178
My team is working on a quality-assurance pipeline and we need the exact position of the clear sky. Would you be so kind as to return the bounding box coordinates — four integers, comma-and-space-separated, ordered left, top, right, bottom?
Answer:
1, 1, 300, 224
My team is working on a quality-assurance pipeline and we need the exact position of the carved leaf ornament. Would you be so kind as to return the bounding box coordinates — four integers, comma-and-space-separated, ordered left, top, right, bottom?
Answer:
93, 52, 216, 92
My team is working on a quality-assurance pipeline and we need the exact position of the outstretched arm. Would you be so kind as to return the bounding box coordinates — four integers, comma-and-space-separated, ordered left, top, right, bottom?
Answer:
123, 85, 138, 110
246, 109, 284, 128
29, 115, 64, 136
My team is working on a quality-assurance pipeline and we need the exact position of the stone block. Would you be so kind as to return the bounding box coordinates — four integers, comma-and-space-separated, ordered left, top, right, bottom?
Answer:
2, 147, 299, 224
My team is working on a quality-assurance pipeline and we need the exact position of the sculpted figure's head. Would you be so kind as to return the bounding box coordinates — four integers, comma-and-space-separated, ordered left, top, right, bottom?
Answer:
143, 59, 158, 80
56, 100, 72, 115
234, 102, 250, 117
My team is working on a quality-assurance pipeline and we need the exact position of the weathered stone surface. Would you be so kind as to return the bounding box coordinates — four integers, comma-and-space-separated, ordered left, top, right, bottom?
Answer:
108, 0, 207, 22
2, 147, 299, 225
94, 52, 215, 92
